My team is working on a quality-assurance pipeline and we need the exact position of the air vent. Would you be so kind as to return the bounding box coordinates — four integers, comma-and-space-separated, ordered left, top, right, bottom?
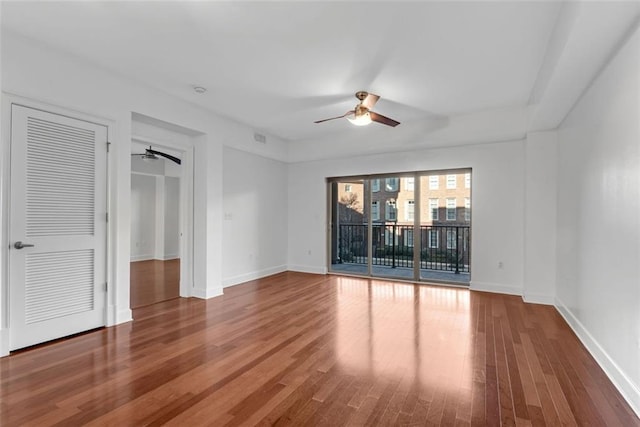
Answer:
253, 133, 266, 144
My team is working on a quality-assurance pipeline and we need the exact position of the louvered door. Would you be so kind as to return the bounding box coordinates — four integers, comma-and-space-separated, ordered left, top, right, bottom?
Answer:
9, 105, 107, 350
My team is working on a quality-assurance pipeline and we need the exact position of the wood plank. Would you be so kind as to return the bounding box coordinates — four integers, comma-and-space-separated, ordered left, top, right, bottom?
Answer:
0, 272, 636, 426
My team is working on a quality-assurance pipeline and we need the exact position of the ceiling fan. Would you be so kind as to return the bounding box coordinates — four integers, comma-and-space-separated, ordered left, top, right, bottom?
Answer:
131, 146, 181, 165
314, 91, 400, 127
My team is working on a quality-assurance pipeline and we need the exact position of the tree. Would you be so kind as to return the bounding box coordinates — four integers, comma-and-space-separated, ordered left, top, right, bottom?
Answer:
339, 193, 363, 223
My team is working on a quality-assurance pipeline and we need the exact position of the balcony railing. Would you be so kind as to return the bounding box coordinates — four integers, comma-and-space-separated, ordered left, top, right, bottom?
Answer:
337, 223, 470, 273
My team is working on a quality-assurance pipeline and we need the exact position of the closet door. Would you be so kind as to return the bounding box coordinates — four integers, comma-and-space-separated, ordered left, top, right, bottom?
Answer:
9, 105, 108, 350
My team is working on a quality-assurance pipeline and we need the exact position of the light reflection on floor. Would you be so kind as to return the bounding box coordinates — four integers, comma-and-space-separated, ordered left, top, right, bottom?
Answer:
335, 277, 472, 392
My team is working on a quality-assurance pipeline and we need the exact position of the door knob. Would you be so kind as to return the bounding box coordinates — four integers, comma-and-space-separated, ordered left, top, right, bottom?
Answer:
14, 241, 35, 249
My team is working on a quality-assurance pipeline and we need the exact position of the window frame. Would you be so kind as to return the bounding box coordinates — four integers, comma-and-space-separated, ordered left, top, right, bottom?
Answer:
446, 174, 457, 189
428, 176, 439, 190
385, 199, 397, 221
371, 200, 380, 221
446, 198, 456, 221
429, 198, 439, 221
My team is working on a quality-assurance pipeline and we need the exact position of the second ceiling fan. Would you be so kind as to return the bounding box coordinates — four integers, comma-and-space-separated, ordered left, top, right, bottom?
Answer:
314, 91, 400, 127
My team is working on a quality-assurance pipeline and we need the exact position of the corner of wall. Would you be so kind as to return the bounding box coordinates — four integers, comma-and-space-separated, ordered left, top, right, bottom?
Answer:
470, 281, 523, 296
192, 286, 223, 299
287, 265, 328, 275
555, 297, 640, 418
107, 305, 132, 326
522, 292, 555, 305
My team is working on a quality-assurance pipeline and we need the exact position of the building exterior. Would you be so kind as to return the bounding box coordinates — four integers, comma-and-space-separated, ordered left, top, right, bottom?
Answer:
332, 171, 471, 271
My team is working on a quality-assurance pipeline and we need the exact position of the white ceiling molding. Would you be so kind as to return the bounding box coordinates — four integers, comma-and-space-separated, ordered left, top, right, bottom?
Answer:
528, 1, 640, 132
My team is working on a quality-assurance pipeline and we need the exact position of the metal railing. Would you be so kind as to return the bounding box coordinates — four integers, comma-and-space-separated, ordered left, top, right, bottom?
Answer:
337, 223, 470, 273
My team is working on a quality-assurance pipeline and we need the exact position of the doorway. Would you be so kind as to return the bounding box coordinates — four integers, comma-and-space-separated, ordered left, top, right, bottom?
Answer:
329, 170, 471, 285
130, 142, 182, 308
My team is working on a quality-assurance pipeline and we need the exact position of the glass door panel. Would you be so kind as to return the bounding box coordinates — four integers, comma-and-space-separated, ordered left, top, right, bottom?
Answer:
370, 176, 415, 280
329, 179, 369, 276
419, 173, 471, 284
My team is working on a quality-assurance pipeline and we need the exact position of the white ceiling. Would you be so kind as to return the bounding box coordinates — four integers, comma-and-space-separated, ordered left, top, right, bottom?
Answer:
1, 1, 638, 146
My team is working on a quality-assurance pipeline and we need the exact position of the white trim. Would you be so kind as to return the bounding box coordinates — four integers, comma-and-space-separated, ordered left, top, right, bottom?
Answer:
288, 264, 328, 275
107, 305, 133, 326
522, 292, 555, 305
130, 255, 180, 262
555, 297, 640, 418
0, 329, 9, 357
130, 254, 155, 262
191, 286, 223, 299
470, 281, 522, 296
222, 265, 287, 288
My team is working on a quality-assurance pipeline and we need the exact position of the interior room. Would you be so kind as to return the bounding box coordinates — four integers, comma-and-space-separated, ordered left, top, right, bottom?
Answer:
0, 1, 638, 425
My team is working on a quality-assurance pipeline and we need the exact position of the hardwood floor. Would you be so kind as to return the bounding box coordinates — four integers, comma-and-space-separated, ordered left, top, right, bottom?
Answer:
130, 259, 180, 308
1, 272, 638, 426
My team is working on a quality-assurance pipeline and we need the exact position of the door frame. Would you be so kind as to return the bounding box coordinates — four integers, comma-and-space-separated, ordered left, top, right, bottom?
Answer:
0, 94, 115, 356
130, 135, 195, 299
326, 170, 472, 286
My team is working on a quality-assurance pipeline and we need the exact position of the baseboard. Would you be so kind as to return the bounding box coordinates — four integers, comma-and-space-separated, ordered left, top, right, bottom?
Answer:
522, 292, 555, 305
0, 328, 9, 357
130, 254, 154, 262
287, 264, 328, 275
223, 265, 287, 288
191, 286, 223, 299
107, 305, 133, 326
470, 281, 522, 296
555, 297, 640, 418
130, 255, 179, 262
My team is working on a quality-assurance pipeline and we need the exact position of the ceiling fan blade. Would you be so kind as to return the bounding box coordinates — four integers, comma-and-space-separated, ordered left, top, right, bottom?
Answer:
361, 93, 380, 110
148, 149, 181, 165
314, 111, 354, 124
370, 111, 400, 127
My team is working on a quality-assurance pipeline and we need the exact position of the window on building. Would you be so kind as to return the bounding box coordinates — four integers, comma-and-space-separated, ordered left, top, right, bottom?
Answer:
429, 175, 439, 190
372, 179, 380, 192
447, 230, 457, 249
464, 197, 470, 221
371, 200, 379, 220
405, 177, 415, 191
428, 229, 439, 248
446, 198, 456, 220
385, 200, 397, 221
405, 229, 414, 247
429, 199, 439, 220
405, 200, 415, 221
465, 173, 471, 188
385, 178, 398, 192
344, 184, 352, 192
385, 228, 396, 246
446, 174, 457, 189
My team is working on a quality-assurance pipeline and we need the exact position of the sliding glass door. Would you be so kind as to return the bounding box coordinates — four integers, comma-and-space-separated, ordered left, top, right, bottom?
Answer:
329, 179, 369, 276
329, 170, 471, 285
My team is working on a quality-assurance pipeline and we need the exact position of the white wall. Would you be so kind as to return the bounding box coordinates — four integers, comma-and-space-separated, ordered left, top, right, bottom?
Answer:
0, 31, 289, 354
129, 173, 180, 262
222, 147, 288, 287
523, 131, 557, 304
555, 25, 640, 414
287, 141, 528, 295
164, 176, 180, 259
130, 174, 157, 260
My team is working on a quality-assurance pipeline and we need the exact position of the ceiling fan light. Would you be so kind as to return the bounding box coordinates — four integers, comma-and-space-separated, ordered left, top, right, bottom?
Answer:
347, 111, 372, 126
142, 152, 159, 162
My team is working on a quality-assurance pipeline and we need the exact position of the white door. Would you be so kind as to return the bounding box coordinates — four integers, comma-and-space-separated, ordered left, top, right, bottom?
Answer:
9, 105, 108, 350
